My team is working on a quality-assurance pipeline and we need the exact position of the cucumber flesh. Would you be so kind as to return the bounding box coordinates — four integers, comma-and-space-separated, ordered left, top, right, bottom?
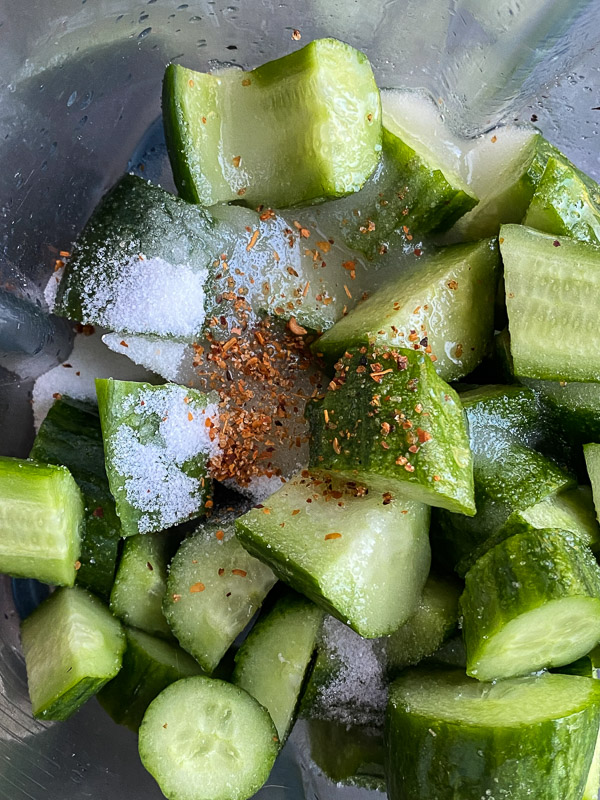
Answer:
162, 39, 381, 209
98, 627, 203, 731
306, 346, 475, 515
524, 156, 600, 245
585, 444, 600, 523
386, 668, 600, 800
96, 378, 215, 536
0, 455, 83, 586
502, 224, 600, 382
385, 574, 461, 674
20, 586, 125, 720
30, 395, 121, 599
232, 591, 324, 743
163, 516, 277, 673
461, 529, 600, 681
235, 471, 431, 638
138, 676, 279, 800
110, 532, 173, 638
313, 239, 499, 382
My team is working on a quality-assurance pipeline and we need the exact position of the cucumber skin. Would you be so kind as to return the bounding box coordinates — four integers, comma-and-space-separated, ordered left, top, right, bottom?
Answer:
461, 529, 600, 680
30, 396, 120, 599
306, 347, 475, 515
385, 670, 600, 800
98, 628, 202, 731
306, 719, 385, 791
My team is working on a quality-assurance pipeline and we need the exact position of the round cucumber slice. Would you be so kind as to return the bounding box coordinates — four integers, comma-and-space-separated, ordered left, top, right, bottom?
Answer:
139, 676, 279, 800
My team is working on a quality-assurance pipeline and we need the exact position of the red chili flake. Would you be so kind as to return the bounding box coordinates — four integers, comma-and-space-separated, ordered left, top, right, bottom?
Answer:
147, 562, 154, 571
74, 560, 82, 570
190, 582, 205, 593
291, 28, 301, 40
553, 240, 561, 247
324, 532, 342, 540
92, 506, 104, 518
172, 594, 182, 602
414, 248, 422, 257
216, 529, 225, 541
218, 568, 225, 576
232, 569, 247, 577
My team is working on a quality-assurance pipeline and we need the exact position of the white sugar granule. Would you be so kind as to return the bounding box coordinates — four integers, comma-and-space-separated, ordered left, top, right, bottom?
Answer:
102, 333, 189, 382
32, 328, 155, 430
315, 616, 387, 727
76, 253, 208, 339
111, 384, 220, 533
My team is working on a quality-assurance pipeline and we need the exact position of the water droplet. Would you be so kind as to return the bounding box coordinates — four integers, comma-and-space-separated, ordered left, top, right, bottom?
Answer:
67, 90, 78, 107
139, 13, 149, 21
138, 26, 152, 39
79, 90, 93, 110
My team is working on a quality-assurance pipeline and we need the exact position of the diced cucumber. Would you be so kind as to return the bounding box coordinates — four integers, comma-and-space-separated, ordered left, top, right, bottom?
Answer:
30, 395, 121, 599
162, 39, 381, 208
533, 379, 600, 442
585, 444, 600, 522
306, 346, 474, 514
138, 676, 279, 800
524, 156, 600, 244
235, 471, 431, 638
423, 634, 467, 669
312, 239, 499, 381
232, 591, 323, 743
163, 517, 277, 673
96, 379, 215, 536
385, 574, 461, 674
0, 456, 83, 586
460, 383, 541, 443
305, 719, 385, 791
110, 532, 173, 638
98, 627, 202, 731
461, 529, 600, 681
20, 586, 125, 720
501, 224, 600, 382
385, 668, 600, 800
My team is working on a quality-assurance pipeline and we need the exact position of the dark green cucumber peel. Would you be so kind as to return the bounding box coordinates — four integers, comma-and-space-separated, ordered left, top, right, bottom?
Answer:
313, 239, 498, 382
502, 224, 600, 383
21, 586, 125, 720
30, 396, 121, 599
306, 719, 385, 791
235, 471, 431, 638
586, 444, 600, 524
163, 39, 382, 208
523, 156, 600, 245
98, 627, 203, 731
0, 456, 84, 587
163, 516, 277, 673
306, 346, 475, 514
385, 668, 600, 800
461, 529, 600, 681
232, 591, 324, 744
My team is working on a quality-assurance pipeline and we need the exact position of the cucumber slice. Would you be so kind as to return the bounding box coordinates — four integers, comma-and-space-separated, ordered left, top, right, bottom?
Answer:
138, 676, 279, 800
502, 224, 600, 382
163, 517, 277, 673
460, 383, 541, 443
235, 471, 431, 637
585, 444, 600, 522
386, 667, 600, 800
0, 456, 83, 586
232, 591, 324, 743
162, 39, 381, 208
306, 346, 474, 514
20, 586, 125, 720
312, 239, 499, 382
98, 627, 202, 731
305, 719, 385, 791
30, 395, 121, 599
524, 156, 600, 245
461, 529, 600, 681
96, 379, 215, 536
110, 532, 172, 638
385, 574, 461, 674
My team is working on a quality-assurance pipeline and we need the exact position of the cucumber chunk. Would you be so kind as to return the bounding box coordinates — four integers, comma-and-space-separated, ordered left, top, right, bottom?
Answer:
235, 471, 431, 637
98, 627, 202, 731
385, 574, 461, 674
304, 719, 385, 791
139, 676, 279, 800
460, 383, 542, 442
163, 517, 277, 673
162, 39, 381, 209
306, 346, 475, 514
313, 239, 499, 382
461, 529, 600, 681
386, 668, 600, 800
110, 532, 173, 638
30, 395, 121, 599
524, 156, 600, 245
533, 379, 600, 442
0, 456, 83, 586
20, 586, 125, 720
232, 591, 324, 743
585, 444, 600, 522
501, 224, 600, 382
96, 378, 215, 536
